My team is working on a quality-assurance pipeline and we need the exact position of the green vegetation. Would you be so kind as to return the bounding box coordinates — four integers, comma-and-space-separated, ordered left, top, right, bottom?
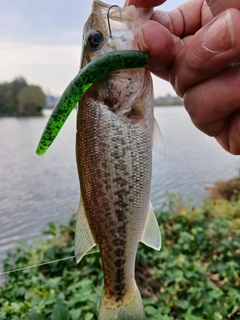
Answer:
154, 101, 184, 107
154, 94, 184, 106
0, 180, 240, 319
0, 77, 45, 117
208, 175, 240, 202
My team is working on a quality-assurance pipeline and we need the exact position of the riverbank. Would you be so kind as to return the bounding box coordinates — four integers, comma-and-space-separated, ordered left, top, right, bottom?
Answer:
1, 177, 240, 320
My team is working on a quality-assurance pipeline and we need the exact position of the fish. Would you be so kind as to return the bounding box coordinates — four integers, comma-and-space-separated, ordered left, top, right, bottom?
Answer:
74, 1, 165, 319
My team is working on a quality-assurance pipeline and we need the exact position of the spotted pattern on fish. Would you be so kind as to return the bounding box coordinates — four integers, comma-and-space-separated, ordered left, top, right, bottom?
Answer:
76, 80, 152, 305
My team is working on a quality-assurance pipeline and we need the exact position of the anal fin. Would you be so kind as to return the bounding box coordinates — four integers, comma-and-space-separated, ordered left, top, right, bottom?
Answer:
74, 198, 96, 263
140, 202, 161, 250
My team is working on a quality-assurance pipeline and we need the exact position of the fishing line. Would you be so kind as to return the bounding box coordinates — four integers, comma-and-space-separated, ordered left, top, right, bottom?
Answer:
0, 250, 100, 276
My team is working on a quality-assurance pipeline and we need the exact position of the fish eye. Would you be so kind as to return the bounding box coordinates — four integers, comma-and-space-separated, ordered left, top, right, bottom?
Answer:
87, 31, 104, 49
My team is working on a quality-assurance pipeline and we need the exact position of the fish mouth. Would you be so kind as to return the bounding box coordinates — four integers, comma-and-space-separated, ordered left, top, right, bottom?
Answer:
109, 70, 127, 76
108, 70, 134, 85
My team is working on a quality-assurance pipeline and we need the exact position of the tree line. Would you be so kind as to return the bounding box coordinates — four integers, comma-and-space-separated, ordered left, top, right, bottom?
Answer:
0, 77, 46, 116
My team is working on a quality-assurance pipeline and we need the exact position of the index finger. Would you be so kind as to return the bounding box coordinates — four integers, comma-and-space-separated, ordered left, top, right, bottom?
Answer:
170, 9, 240, 96
124, 0, 166, 8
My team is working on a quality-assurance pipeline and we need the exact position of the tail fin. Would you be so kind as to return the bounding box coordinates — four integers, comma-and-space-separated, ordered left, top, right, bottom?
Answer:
98, 285, 146, 320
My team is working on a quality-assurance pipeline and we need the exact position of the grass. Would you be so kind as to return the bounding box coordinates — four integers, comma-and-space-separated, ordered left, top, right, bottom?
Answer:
0, 179, 240, 320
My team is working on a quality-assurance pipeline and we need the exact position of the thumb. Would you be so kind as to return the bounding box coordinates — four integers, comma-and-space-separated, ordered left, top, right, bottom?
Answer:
139, 20, 184, 80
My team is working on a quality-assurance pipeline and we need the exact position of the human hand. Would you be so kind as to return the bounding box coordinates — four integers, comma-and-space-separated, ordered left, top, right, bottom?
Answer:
125, 0, 240, 155
207, 0, 240, 17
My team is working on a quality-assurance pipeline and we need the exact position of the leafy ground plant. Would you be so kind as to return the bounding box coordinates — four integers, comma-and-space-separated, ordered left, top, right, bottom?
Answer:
0, 190, 240, 320
208, 175, 240, 202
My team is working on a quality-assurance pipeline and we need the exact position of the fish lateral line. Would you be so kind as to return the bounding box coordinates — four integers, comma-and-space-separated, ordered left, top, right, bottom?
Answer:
36, 50, 149, 156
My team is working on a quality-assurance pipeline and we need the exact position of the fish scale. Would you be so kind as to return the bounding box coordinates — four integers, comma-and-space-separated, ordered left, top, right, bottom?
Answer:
76, 84, 153, 315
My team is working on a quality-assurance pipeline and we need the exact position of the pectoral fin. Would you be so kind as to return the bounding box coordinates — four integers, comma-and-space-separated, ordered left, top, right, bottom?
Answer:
75, 198, 96, 264
140, 202, 161, 250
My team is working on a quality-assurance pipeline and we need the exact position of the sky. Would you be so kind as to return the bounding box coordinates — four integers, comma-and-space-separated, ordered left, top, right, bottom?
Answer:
0, 0, 186, 98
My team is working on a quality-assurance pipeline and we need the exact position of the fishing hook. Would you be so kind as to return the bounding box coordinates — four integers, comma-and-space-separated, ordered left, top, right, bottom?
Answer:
107, 5, 120, 38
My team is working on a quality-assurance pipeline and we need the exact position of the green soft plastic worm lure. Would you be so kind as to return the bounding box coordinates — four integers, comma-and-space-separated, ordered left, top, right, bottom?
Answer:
36, 50, 148, 156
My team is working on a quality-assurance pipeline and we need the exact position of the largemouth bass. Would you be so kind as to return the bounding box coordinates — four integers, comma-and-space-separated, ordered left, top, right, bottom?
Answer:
75, 1, 164, 319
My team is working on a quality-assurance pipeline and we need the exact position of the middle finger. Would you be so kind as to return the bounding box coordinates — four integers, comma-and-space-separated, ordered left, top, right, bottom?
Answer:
170, 9, 240, 97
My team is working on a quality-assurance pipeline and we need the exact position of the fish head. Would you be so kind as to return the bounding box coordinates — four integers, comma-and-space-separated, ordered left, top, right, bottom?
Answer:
81, 1, 153, 67
80, 0, 153, 124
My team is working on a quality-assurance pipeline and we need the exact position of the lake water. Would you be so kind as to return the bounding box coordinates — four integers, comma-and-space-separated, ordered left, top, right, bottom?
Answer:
0, 107, 240, 263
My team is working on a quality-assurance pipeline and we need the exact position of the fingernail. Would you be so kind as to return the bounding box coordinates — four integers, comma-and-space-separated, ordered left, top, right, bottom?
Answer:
203, 10, 235, 53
